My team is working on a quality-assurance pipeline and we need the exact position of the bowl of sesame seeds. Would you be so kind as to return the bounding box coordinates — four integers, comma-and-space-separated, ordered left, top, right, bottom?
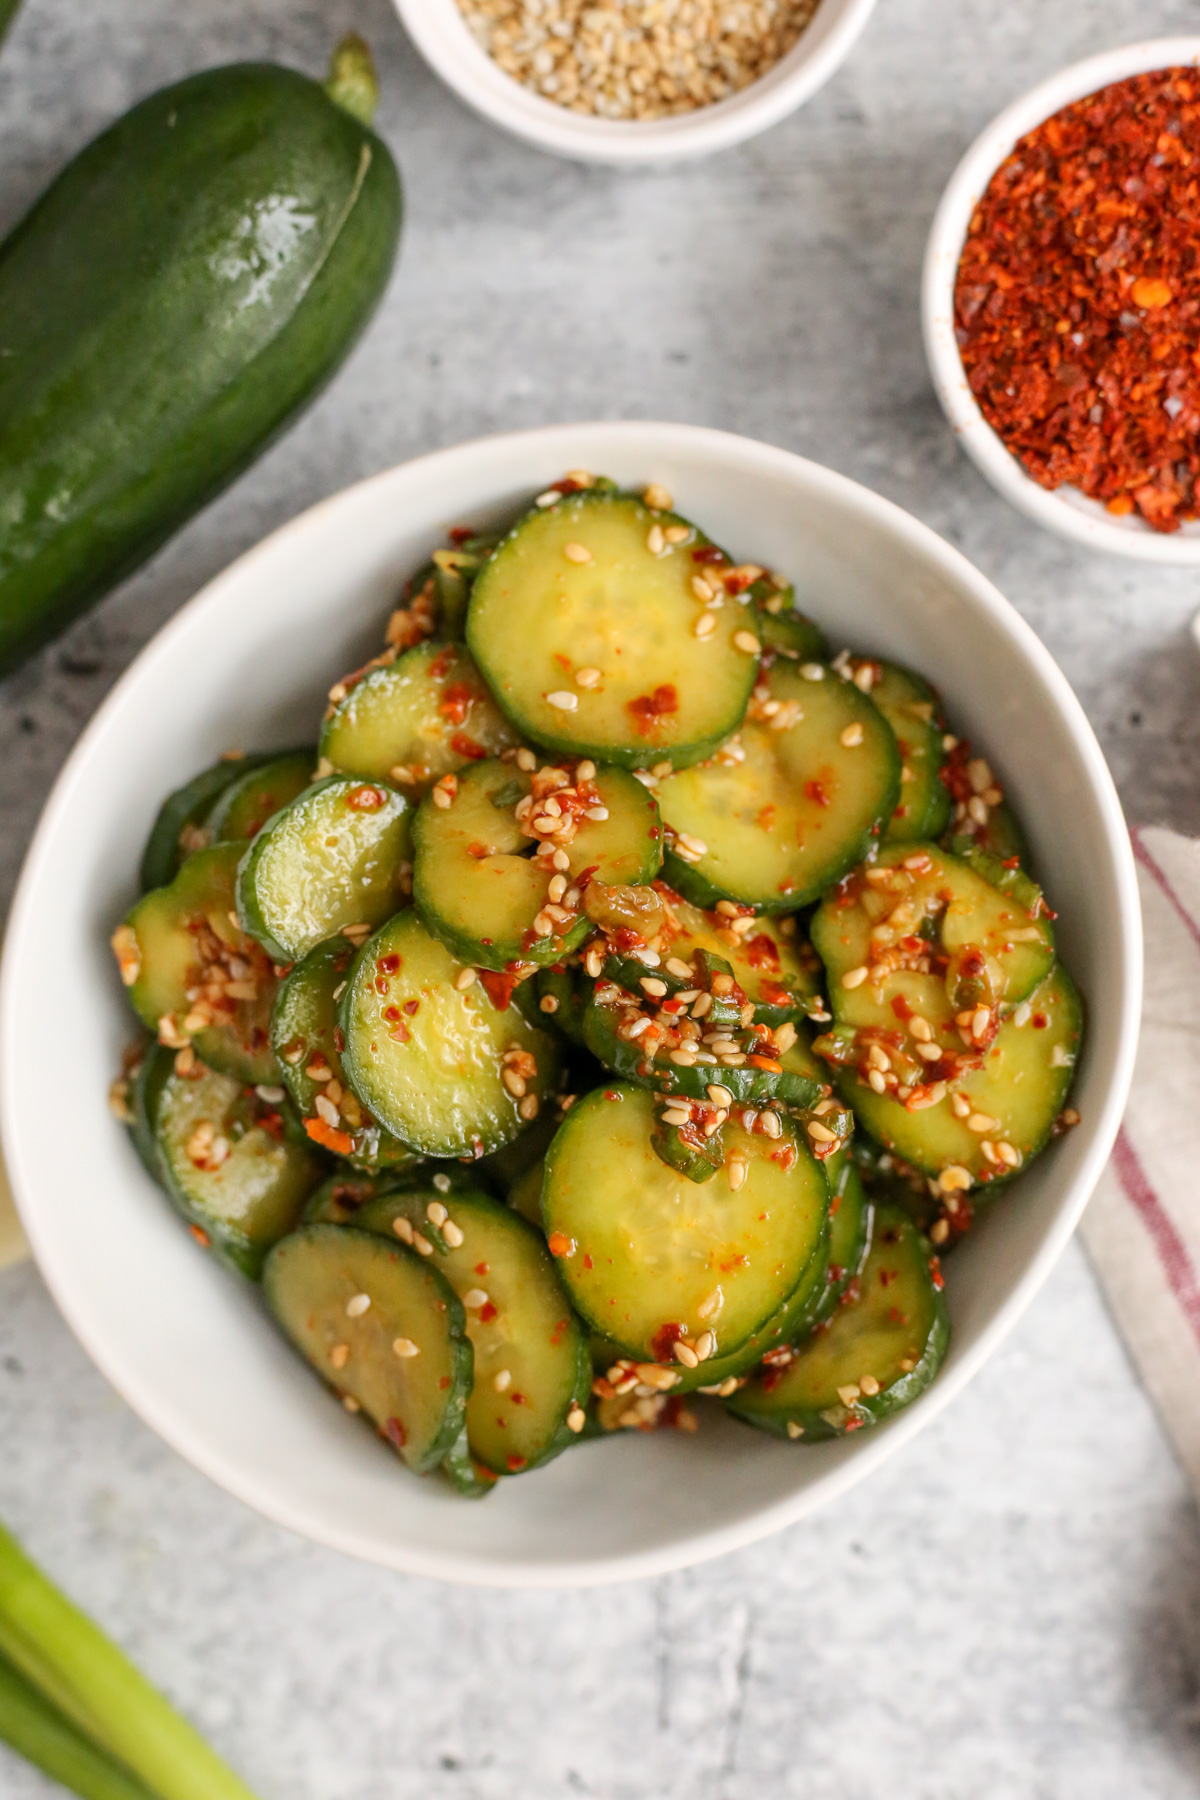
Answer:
0, 421, 1139, 1585
923, 37, 1200, 562
393, 0, 878, 164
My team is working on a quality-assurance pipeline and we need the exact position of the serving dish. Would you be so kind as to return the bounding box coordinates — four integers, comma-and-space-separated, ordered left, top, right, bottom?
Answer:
392, 0, 877, 166
923, 36, 1200, 564
0, 422, 1140, 1586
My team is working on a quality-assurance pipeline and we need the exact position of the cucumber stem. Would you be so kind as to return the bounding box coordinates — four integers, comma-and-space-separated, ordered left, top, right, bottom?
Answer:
0, 1523, 261, 1800
0, 1654, 156, 1800
325, 33, 379, 125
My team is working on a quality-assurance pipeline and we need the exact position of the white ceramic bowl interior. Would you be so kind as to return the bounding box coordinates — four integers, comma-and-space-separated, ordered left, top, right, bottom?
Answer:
393, 0, 877, 166
1, 423, 1140, 1587
923, 37, 1200, 564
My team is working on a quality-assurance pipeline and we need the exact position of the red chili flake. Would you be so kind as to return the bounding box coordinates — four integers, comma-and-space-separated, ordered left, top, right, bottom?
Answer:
333, 1026, 345, 1053
479, 1301, 499, 1324
402, 1000, 419, 1016
603, 1089, 622, 1101
383, 1418, 407, 1451
376, 952, 400, 975
439, 681, 474, 726
651, 1321, 685, 1362
439, 1376, 451, 1390
553, 652, 572, 671
755, 804, 777, 831
744, 934, 782, 971
473, 1261, 490, 1276
189, 1224, 210, 1249
956, 69, 1200, 532
583, 1253, 594, 1270
507, 1454, 527, 1471
305, 1117, 355, 1156
691, 545, 727, 564
374, 975, 391, 995
448, 525, 475, 545
477, 969, 517, 1010
428, 647, 454, 682
891, 994, 914, 1022
450, 731, 487, 760
1033, 1013, 1049, 1029
610, 926, 646, 953
345, 784, 387, 811
547, 1231, 575, 1258
844, 1417, 865, 1432
257, 1110, 284, 1141
805, 779, 830, 808
626, 685, 679, 734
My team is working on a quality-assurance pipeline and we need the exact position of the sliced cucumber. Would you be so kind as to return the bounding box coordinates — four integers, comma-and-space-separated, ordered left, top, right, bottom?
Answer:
270, 938, 420, 1172
467, 489, 758, 769
656, 661, 900, 911
542, 1084, 828, 1362
117, 842, 280, 1084
811, 841, 1055, 1084
338, 909, 561, 1158
944, 800, 1030, 868
812, 1153, 874, 1327
526, 966, 591, 1046
207, 750, 315, 844
507, 1159, 545, 1226
428, 531, 501, 639
835, 660, 951, 845
236, 776, 413, 964
603, 884, 822, 1026
353, 1187, 590, 1474
753, 585, 829, 662
141, 1044, 321, 1278
139, 752, 271, 892
727, 1206, 948, 1441
582, 980, 826, 1109
441, 1427, 500, 1497
303, 1170, 393, 1225
824, 962, 1082, 1187
263, 1223, 471, 1474
651, 1094, 726, 1182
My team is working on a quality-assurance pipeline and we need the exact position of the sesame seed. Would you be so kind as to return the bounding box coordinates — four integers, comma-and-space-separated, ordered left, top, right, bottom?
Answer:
585, 805, 609, 821
968, 1112, 999, 1133
503, 1068, 527, 1098
566, 1406, 587, 1433
455, 966, 478, 991
563, 542, 592, 564
915, 1042, 942, 1063
997, 1141, 1021, 1168
760, 1110, 783, 1139
694, 613, 717, 638
641, 976, 668, 998
841, 965, 869, 989
676, 832, 707, 857
910, 1015, 933, 1042
392, 1216, 415, 1244
535, 489, 561, 508
931, 1219, 950, 1244
707, 1084, 733, 1108
644, 484, 674, 511
552, 847, 571, 872
733, 630, 761, 655
662, 1107, 690, 1127
516, 747, 537, 772
463, 1288, 489, 1310
939, 1165, 972, 1194
330, 1344, 349, 1369
432, 786, 453, 809
427, 1201, 449, 1228
695, 1331, 715, 1361
342, 1396, 360, 1413
807, 1120, 836, 1144
519, 1093, 540, 1121
442, 1220, 464, 1248
412, 1231, 434, 1256
972, 1007, 991, 1037
727, 1158, 748, 1191
392, 1337, 420, 1358
868, 1069, 887, 1093
840, 722, 865, 748
669, 1049, 698, 1067
674, 1341, 700, 1369
837, 1384, 861, 1407
951, 1093, 971, 1118
346, 1293, 371, 1318
802, 662, 826, 681
576, 667, 602, 688
859, 1374, 880, 1397
647, 524, 665, 555
692, 574, 716, 603
786, 1420, 804, 1439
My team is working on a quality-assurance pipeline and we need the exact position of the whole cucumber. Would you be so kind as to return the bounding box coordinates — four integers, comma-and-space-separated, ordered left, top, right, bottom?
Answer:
0, 0, 20, 48
0, 37, 401, 674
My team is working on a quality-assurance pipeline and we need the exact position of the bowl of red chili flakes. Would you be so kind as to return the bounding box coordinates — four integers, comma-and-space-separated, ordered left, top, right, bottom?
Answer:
923, 38, 1200, 562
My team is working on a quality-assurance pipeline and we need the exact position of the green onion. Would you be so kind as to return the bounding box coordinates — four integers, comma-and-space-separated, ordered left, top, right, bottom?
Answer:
0, 1523, 260, 1800
0, 1654, 156, 1800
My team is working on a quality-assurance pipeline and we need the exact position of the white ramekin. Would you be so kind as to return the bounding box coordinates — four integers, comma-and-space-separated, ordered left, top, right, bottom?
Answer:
923, 38, 1200, 565
392, 0, 877, 165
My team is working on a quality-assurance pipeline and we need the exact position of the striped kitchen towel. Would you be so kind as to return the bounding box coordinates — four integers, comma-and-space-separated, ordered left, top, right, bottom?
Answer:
1079, 826, 1200, 1493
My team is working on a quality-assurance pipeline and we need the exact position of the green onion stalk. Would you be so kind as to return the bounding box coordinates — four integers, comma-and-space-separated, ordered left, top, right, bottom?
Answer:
0, 1523, 261, 1800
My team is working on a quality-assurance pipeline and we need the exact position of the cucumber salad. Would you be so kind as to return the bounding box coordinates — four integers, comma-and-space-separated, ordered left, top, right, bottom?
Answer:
110, 472, 1083, 1493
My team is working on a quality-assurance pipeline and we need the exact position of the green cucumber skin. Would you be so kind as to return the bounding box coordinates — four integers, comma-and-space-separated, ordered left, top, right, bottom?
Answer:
581, 995, 824, 1110
0, 0, 18, 46
0, 61, 401, 674
139, 754, 273, 893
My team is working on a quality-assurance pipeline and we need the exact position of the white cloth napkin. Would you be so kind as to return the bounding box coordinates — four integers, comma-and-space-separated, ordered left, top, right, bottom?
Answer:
1079, 825, 1200, 1493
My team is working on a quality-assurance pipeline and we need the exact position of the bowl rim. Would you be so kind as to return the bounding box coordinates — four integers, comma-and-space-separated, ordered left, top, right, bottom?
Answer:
391, 0, 878, 165
922, 36, 1200, 565
0, 421, 1142, 1586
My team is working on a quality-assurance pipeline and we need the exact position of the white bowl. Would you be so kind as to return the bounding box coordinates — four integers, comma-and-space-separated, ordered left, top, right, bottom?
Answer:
923, 38, 1200, 564
392, 0, 876, 166
0, 422, 1140, 1587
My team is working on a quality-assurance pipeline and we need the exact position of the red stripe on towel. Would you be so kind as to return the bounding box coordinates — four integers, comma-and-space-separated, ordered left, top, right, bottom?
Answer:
1132, 827, 1200, 959
1112, 1126, 1200, 1349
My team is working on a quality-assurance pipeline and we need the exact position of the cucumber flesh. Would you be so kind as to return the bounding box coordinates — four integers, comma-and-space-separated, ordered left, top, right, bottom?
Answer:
811, 841, 1056, 1083
263, 1223, 471, 1473
467, 488, 758, 769
142, 1044, 321, 1277
353, 1187, 590, 1474
270, 938, 420, 1172
236, 775, 413, 964
303, 1170, 395, 1225
824, 962, 1082, 1188
207, 749, 315, 843
338, 909, 561, 1158
542, 1084, 829, 1362
139, 753, 271, 892
835, 659, 951, 845
118, 842, 280, 1084
507, 1159, 545, 1226
656, 661, 901, 911
727, 1206, 948, 1441
320, 641, 518, 792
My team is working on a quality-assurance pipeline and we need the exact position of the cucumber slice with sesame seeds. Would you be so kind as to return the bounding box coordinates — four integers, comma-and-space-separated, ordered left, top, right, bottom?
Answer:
656, 660, 901, 912
825, 961, 1082, 1189
140, 1043, 322, 1278
270, 938, 421, 1173
810, 841, 1055, 1072
726, 1205, 948, 1442
117, 841, 281, 1085
810, 1152, 874, 1327
581, 979, 826, 1109
650, 1093, 727, 1182
524, 965, 591, 1045
236, 775, 413, 964
428, 531, 502, 639
262, 1222, 472, 1474
206, 749, 315, 844
338, 909, 562, 1159
602, 884, 822, 1026
466, 488, 759, 770
319, 640, 519, 793
752, 585, 829, 662
139, 752, 274, 892
541, 1083, 829, 1363
837, 661, 953, 846
944, 798, 1030, 869
351, 1185, 591, 1475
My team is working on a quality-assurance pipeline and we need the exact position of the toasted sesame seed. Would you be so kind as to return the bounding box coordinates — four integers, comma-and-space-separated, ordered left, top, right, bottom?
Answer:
807, 1120, 836, 1144
427, 1201, 449, 1228
951, 1093, 972, 1118
674, 1341, 700, 1369
552, 847, 571, 873
330, 1343, 349, 1369
669, 1048, 698, 1067
563, 542, 592, 564
841, 965, 869, 989
868, 1069, 887, 1093
515, 747, 537, 771
837, 1384, 861, 1407
493, 1369, 512, 1394
931, 1219, 950, 1244
546, 690, 578, 711
695, 1331, 716, 1361
503, 1068, 527, 1098
519, 1094, 540, 1121
342, 1396, 360, 1413
760, 1110, 783, 1139
972, 1007, 991, 1037
662, 1107, 690, 1127
640, 976, 668, 999
535, 489, 561, 508
786, 1420, 804, 1439
454, 966, 478, 991
939, 1165, 972, 1194
412, 1231, 434, 1256
997, 1141, 1021, 1168
392, 1337, 420, 1358
566, 1406, 587, 1433
915, 1042, 942, 1063
443, 1220, 465, 1249
346, 1293, 371, 1318
968, 1112, 999, 1133
432, 786, 453, 809
575, 667, 601, 688
859, 1374, 880, 1397
644, 484, 674, 510
694, 613, 717, 638
392, 1216, 415, 1244
676, 832, 707, 858
733, 630, 761, 655
691, 574, 716, 603
910, 1015, 933, 1042
463, 1288, 489, 1310
727, 1158, 748, 1191
840, 722, 865, 748
707, 1084, 733, 1108
647, 524, 665, 555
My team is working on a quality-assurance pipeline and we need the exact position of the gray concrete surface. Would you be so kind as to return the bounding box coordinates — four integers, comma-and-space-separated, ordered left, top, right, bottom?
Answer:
2, 0, 1200, 1793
